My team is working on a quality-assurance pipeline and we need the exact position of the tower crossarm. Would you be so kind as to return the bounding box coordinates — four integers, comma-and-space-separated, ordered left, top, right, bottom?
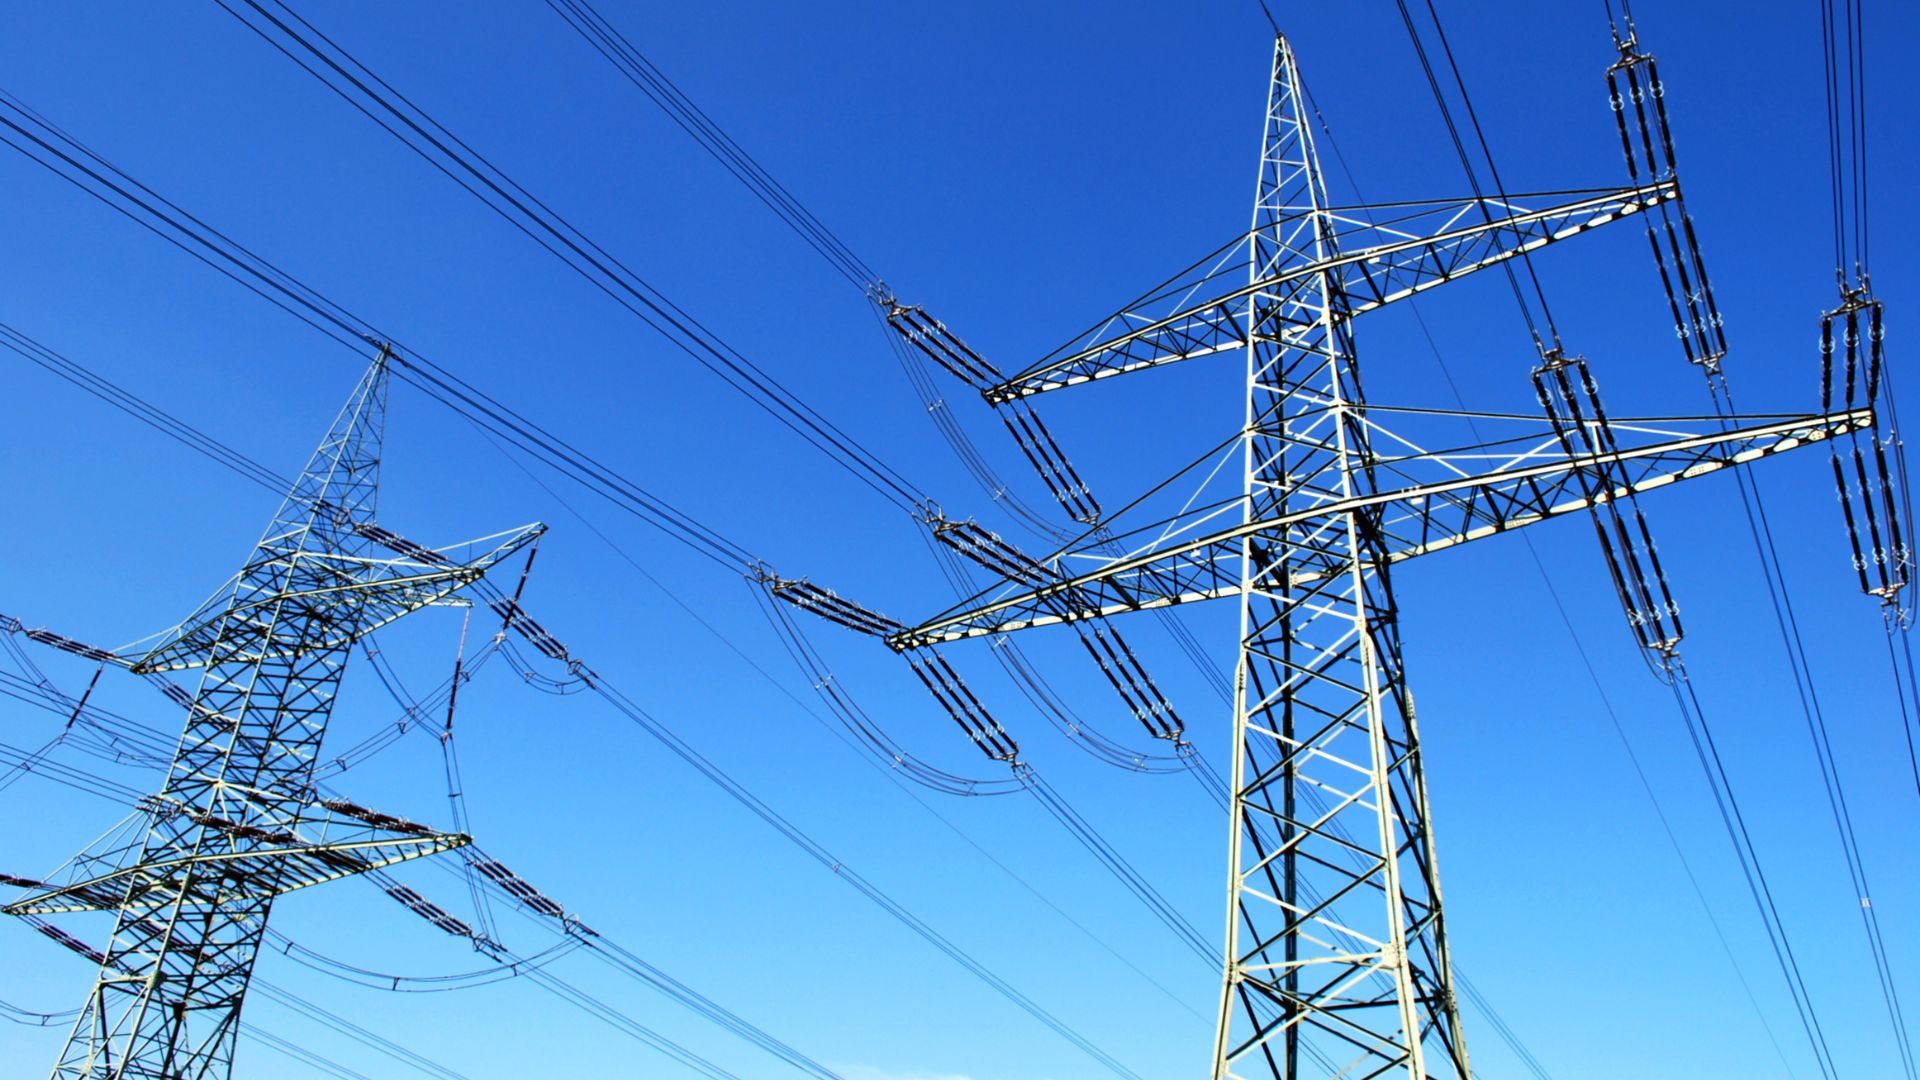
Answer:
893, 406, 1868, 644
987, 182, 1677, 402
4, 833, 469, 917
132, 522, 546, 674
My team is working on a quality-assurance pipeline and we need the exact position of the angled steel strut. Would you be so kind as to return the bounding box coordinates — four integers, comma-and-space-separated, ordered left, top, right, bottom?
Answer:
6, 350, 543, 1080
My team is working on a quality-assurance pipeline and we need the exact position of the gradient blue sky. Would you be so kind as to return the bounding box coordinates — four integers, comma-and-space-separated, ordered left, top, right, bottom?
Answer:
2, 2, 1917, 1078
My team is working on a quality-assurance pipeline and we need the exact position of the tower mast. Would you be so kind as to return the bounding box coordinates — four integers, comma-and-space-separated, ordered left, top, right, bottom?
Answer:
1214, 37, 1470, 1078
9, 352, 541, 1079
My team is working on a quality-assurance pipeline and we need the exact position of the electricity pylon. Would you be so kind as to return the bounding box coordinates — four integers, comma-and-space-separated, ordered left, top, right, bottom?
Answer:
5, 351, 542, 1079
888, 34, 1873, 1078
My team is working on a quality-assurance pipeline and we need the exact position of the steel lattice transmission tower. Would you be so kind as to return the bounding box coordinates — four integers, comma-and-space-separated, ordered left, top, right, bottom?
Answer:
887, 33, 1876, 1079
6, 352, 541, 1079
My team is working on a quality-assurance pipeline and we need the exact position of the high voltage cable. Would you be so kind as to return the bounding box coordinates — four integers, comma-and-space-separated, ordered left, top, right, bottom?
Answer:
216, 0, 929, 516
244, 1025, 379, 1080
361, 636, 850, 1080
0, 92, 755, 573
1815, 0, 1871, 276
252, 982, 474, 1080
545, 0, 1080, 542
1707, 378, 1919, 1080
557, 654, 1149, 1080
1393, 0, 1556, 347
1662, 659, 1840, 1080
543, 0, 876, 291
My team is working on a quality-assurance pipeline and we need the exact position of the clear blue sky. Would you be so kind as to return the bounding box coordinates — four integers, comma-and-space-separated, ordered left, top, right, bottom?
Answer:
2, 1, 1916, 1078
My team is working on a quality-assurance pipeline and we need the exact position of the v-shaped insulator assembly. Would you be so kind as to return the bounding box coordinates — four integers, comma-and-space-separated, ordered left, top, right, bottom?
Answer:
1823, 292, 1908, 603
1070, 620, 1184, 743
931, 517, 1054, 587
1535, 351, 1684, 655
1608, 44, 1727, 370
996, 401, 1102, 525
383, 882, 473, 937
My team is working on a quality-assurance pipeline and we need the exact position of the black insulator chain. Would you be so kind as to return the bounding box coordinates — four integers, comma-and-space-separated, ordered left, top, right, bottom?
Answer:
884, 299, 1102, 525
885, 304, 1004, 391
931, 517, 1053, 587
764, 579, 906, 640
1608, 50, 1727, 370
1824, 292, 1909, 603
902, 648, 1020, 763
926, 512, 1186, 744
1534, 354, 1683, 655
1074, 621, 1184, 743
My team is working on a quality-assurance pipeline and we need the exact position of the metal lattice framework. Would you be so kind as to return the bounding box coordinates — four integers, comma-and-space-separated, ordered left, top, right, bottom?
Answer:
881, 35, 1871, 1079
6, 352, 542, 1079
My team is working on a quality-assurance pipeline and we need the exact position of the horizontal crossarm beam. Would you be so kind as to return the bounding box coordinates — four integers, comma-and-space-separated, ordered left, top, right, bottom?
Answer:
893, 407, 1868, 644
989, 183, 1677, 401
134, 522, 545, 673
4, 833, 468, 916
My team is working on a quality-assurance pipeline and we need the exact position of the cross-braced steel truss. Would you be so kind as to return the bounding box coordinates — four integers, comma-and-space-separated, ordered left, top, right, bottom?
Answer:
8, 352, 541, 1080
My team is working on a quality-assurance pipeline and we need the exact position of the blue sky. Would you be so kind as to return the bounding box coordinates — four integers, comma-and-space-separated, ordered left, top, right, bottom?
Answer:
1, 1, 1917, 1078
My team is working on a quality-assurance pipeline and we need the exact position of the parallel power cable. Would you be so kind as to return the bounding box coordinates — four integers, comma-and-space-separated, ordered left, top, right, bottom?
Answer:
359, 638, 850, 1080
542, 0, 1072, 539
1392, 0, 1556, 347
538, 647, 1149, 1080
1708, 377, 1916, 1080
252, 981, 474, 1080
216, 0, 929, 517
0, 996, 79, 1028
244, 1025, 379, 1080
0, 88, 754, 573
